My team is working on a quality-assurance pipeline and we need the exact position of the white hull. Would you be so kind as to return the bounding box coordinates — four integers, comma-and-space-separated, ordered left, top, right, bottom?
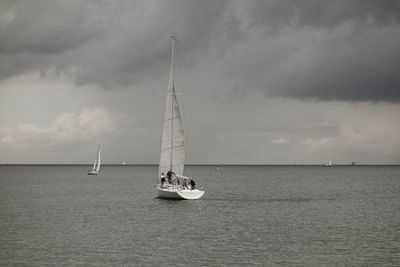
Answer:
88, 170, 98, 175
157, 185, 204, 200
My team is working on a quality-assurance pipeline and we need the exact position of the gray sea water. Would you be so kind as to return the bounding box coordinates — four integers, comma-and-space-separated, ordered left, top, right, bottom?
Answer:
0, 165, 399, 266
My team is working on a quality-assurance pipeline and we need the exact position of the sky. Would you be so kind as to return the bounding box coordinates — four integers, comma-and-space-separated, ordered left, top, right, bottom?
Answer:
1, 0, 400, 164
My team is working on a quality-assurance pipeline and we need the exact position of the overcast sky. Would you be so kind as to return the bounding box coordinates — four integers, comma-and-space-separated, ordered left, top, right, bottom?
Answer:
1, 0, 400, 164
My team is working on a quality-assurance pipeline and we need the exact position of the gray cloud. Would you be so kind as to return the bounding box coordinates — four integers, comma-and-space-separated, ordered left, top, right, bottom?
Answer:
0, 107, 116, 147
1, 0, 400, 101
224, 0, 400, 102
224, 23, 400, 102
0, 0, 108, 55
0, 0, 228, 88
245, 0, 400, 30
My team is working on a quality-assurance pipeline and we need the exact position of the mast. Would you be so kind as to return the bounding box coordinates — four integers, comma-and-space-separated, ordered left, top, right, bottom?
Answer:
170, 33, 175, 172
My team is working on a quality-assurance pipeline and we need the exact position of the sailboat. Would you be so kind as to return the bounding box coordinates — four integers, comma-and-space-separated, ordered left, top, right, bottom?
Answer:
325, 160, 332, 167
88, 145, 101, 175
156, 34, 204, 200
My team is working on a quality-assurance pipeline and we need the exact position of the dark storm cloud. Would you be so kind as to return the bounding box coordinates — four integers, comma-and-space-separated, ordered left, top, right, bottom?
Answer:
0, 0, 107, 55
0, 0, 228, 87
1, 0, 400, 101
0, 0, 113, 80
226, 0, 400, 102
223, 24, 400, 102
246, 0, 400, 30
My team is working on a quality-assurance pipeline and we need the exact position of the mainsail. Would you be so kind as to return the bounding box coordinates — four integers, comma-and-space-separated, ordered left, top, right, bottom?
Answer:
159, 34, 185, 177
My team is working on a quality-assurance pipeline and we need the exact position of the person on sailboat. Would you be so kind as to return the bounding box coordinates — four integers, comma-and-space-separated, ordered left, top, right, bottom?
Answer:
160, 173, 166, 188
182, 179, 187, 189
190, 179, 196, 190
167, 170, 175, 184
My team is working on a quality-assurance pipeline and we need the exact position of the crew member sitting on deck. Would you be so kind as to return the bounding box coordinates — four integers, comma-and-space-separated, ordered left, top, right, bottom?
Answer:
160, 173, 166, 188
182, 179, 187, 189
167, 170, 175, 184
190, 179, 196, 190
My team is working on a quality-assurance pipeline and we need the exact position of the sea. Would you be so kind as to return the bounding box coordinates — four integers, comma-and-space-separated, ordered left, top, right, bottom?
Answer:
0, 165, 399, 266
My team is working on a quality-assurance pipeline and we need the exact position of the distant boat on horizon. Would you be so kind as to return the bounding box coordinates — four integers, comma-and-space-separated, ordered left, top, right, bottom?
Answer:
88, 145, 101, 175
122, 161, 126, 165
325, 160, 333, 167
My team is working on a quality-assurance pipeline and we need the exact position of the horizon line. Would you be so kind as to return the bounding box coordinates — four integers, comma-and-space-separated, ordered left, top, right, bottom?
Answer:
1, 163, 399, 166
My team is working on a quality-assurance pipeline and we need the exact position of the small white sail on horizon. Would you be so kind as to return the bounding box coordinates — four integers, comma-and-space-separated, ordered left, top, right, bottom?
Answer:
88, 145, 101, 175
92, 159, 97, 170
325, 160, 332, 167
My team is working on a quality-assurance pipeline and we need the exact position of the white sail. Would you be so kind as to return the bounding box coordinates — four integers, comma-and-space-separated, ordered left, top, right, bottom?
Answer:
159, 34, 185, 177
88, 144, 101, 175
92, 158, 97, 170
96, 145, 101, 172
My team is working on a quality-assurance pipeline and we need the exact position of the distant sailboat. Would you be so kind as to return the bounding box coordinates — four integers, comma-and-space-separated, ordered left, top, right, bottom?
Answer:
156, 34, 204, 200
122, 161, 126, 165
88, 145, 101, 175
325, 160, 332, 167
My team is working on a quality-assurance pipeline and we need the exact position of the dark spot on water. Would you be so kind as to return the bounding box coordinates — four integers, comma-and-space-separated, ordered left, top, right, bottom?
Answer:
268, 198, 312, 202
